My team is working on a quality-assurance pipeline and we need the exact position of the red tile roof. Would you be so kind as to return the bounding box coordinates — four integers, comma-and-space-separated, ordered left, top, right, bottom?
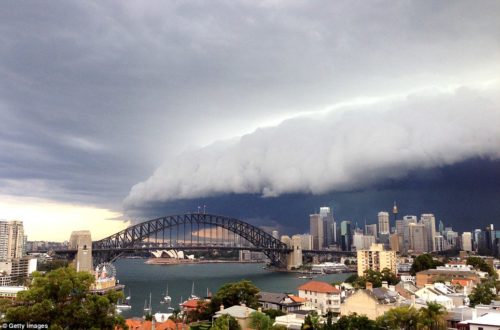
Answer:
288, 295, 307, 303
297, 281, 340, 293
181, 299, 202, 309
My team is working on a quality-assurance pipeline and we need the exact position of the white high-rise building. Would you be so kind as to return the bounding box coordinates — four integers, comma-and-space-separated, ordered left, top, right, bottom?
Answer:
272, 230, 279, 239
420, 214, 436, 252
378, 212, 390, 235
0, 220, 25, 262
462, 232, 472, 252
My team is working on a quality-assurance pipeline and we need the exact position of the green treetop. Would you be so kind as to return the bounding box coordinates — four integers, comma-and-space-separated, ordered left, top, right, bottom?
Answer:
3, 267, 126, 330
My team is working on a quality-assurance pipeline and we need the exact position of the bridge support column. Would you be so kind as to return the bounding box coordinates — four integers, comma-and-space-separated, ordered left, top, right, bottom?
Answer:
69, 230, 93, 272
286, 235, 303, 270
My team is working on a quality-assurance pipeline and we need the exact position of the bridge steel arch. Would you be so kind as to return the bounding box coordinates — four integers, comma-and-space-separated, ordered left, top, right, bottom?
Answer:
92, 213, 291, 267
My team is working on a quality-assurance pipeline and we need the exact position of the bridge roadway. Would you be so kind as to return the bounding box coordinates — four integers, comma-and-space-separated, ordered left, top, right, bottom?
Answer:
33, 213, 355, 269
33, 246, 355, 257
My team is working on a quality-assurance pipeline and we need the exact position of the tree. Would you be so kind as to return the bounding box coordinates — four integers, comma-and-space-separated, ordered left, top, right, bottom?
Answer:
301, 311, 321, 330
376, 306, 420, 330
381, 268, 399, 285
249, 311, 272, 330
410, 254, 443, 275
271, 325, 287, 330
333, 313, 378, 330
468, 281, 496, 307
466, 257, 498, 278
418, 302, 447, 330
211, 280, 261, 310
212, 314, 241, 330
3, 267, 126, 330
262, 309, 286, 320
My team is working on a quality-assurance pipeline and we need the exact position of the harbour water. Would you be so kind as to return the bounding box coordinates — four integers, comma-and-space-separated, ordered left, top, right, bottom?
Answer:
114, 258, 352, 318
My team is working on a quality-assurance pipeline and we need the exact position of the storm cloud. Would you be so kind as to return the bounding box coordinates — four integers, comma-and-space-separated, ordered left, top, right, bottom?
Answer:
1, 1, 499, 222
125, 84, 500, 208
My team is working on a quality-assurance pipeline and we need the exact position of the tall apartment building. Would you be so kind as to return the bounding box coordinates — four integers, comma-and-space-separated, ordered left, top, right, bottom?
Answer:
462, 232, 472, 252
310, 214, 324, 250
357, 243, 397, 277
378, 212, 390, 235
420, 214, 436, 251
0, 220, 25, 262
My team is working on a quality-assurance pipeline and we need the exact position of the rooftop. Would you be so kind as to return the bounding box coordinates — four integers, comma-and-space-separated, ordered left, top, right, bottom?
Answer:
215, 305, 256, 319
297, 281, 340, 294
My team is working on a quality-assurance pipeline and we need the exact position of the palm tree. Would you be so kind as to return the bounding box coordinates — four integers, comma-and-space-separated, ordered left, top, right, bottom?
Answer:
418, 302, 447, 330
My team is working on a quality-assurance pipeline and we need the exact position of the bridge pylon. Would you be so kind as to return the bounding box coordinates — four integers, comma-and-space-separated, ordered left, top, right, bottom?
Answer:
69, 230, 93, 272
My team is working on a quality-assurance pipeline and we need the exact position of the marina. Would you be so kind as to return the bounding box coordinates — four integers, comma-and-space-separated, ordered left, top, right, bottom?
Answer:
114, 258, 352, 318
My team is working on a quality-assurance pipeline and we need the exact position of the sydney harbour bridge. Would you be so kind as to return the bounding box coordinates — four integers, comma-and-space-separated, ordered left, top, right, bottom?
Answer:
43, 213, 354, 269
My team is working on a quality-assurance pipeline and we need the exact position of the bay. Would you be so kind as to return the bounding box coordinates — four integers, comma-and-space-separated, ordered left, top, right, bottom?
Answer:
114, 258, 352, 318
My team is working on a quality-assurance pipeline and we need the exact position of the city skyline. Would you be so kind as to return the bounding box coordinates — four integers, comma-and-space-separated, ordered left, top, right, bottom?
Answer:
1, 1, 500, 241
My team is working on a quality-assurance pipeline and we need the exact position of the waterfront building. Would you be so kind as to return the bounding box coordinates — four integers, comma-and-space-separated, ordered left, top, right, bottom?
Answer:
297, 281, 341, 314
0, 286, 27, 300
378, 212, 390, 235
340, 221, 352, 251
0, 220, 25, 262
420, 214, 437, 251
272, 230, 279, 240
357, 243, 397, 277
462, 232, 473, 252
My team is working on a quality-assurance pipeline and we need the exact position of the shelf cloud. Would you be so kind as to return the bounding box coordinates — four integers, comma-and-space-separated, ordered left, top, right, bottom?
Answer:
125, 83, 500, 209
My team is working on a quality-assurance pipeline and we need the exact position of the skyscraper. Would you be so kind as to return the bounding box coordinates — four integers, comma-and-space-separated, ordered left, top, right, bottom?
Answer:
365, 224, 377, 238
0, 220, 24, 262
378, 212, 390, 235
462, 232, 472, 252
409, 223, 428, 253
319, 207, 334, 247
310, 214, 324, 250
420, 214, 436, 251
401, 215, 417, 254
392, 201, 398, 231
340, 221, 352, 251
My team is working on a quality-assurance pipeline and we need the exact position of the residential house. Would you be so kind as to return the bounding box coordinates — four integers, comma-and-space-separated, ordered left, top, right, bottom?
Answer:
340, 284, 403, 320
416, 269, 479, 288
214, 304, 256, 330
297, 281, 341, 314
258, 292, 303, 312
